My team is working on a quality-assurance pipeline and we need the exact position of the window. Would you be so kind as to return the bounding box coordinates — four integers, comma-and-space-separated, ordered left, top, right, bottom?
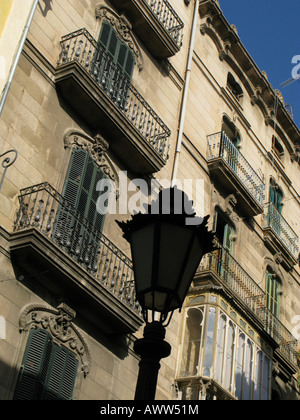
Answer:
267, 179, 283, 238
227, 73, 243, 102
222, 116, 240, 148
221, 117, 240, 174
14, 328, 78, 400
180, 308, 204, 377
202, 306, 216, 376
213, 209, 234, 253
179, 304, 272, 400
98, 21, 135, 80
92, 21, 135, 108
213, 209, 234, 283
272, 136, 284, 160
53, 148, 108, 270
266, 270, 280, 318
269, 179, 283, 213
253, 349, 271, 400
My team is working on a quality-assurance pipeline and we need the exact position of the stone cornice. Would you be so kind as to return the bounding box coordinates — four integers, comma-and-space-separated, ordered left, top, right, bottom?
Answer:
198, 0, 300, 149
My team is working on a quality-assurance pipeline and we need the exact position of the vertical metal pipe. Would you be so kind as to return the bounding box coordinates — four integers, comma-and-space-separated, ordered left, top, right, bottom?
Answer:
0, 0, 39, 115
171, 0, 199, 186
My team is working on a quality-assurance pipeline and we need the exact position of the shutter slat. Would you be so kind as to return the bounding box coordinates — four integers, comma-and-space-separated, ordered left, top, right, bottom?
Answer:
14, 329, 52, 400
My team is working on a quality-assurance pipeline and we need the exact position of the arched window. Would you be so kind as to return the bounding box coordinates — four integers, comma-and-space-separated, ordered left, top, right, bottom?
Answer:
14, 328, 78, 400
222, 116, 240, 148
272, 136, 284, 160
235, 332, 245, 400
180, 308, 204, 377
215, 314, 226, 383
202, 306, 216, 376
227, 73, 243, 102
213, 208, 235, 284
213, 208, 234, 253
266, 269, 281, 318
269, 178, 283, 213
215, 314, 236, 392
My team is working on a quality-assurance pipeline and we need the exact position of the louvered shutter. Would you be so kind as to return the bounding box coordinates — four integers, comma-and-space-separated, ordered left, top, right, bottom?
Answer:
54, 149, 108, 269
53, 149, 87, 250
95, 21, 135, 105
43, 345, 78, 400
14, 328, 52, 400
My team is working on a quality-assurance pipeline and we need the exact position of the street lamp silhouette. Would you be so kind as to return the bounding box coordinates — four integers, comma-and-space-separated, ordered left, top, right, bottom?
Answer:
117, 186, 214, 400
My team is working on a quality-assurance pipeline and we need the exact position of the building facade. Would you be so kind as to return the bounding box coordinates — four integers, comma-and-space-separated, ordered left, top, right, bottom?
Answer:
0, 0, 299, 400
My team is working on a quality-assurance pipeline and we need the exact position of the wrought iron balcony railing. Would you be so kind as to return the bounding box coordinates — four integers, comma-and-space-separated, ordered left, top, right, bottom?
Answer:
144, 0, 184, 48
264, 202, 299, 260
13, 183, 140, 317
197, 245, 298, 367
57, 28, 171, 163
207, 131, 265, 209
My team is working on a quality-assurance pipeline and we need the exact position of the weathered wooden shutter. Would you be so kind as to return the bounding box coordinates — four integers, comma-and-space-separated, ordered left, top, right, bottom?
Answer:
14, 328, 78, 400
43, 344, 78, 400
54, 149, 108, 270
98, 21, 135, 79
14, 328, 52, 400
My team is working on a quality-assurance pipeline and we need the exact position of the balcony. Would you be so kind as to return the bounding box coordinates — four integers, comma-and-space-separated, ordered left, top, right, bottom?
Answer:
109, 0, 184, 58
263, 203, 299, 269
207, 132, 265, 217
196, 245, 298, 370
10, 183, 143, 334
55, 29, 171, 175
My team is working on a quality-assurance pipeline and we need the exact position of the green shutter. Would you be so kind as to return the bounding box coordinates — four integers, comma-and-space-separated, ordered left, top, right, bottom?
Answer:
14, 328, 78, 400
98, 21, 135, 80
14, 328, 52, 400
56, 149, 107, 235
54, 149, 108, 270
266, 272, 280, 318
43, 345, 78, 400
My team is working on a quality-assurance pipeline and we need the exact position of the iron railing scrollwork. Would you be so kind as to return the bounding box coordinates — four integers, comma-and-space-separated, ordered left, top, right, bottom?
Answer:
207, 131, 265, 208
0, 149, 18, 192
143, 0, 184, 47
264, 202, 299, 259
13, 182, 141, 316
57, 28, 171, 162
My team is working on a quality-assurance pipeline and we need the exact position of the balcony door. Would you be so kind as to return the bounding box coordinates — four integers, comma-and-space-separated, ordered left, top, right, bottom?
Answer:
265, 270, 281, 338
268, 180, 283, 236
221, 117, 240, 173
53, 148, 108, 271
92, 21, 135, 108
213, 210, 234, 283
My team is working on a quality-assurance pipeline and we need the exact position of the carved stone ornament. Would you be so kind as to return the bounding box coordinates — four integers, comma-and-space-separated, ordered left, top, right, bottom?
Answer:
95, 5, 144, 71
224, 193, 237, 216
19, 303, 92, 377
64, 128, 120, 198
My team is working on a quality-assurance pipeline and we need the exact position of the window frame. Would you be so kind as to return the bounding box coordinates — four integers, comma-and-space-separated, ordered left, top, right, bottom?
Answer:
13, 328, 78, 400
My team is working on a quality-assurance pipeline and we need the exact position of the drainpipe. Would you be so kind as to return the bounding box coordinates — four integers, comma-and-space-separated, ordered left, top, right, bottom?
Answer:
171, 0, 199, 186
0, 0, 39, 115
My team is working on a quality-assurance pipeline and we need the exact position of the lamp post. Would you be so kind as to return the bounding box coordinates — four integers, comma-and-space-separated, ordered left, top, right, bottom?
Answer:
117, 186, 214, 400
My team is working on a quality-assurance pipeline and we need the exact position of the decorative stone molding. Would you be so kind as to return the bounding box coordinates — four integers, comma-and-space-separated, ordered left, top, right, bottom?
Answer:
224, 193, 238, 217
200, 18, 231, 62
63, 128, 120, 198
291, 147, 300, 163
275, 89, 285, 105
19, 302, 92, 377
263, 255, 284, 282
95, 5, 144, 71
